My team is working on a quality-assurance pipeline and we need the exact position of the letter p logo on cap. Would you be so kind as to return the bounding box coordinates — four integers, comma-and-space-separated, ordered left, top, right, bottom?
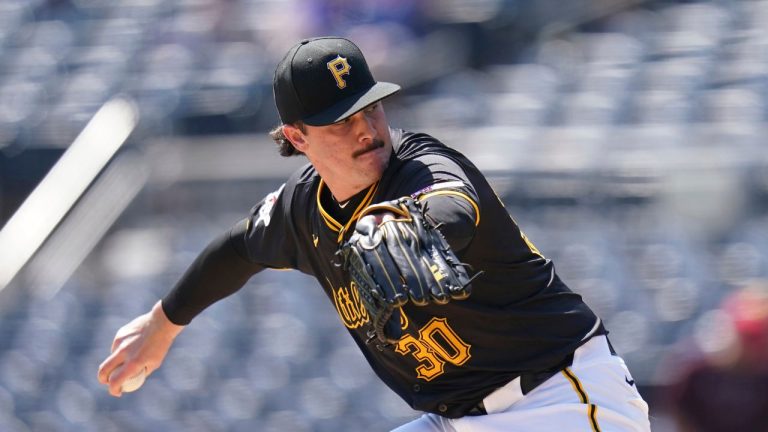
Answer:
327, 55, 351, 89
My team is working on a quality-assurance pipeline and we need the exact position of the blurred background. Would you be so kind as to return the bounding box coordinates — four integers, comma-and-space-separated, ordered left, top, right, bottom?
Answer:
0, 0, 767, 431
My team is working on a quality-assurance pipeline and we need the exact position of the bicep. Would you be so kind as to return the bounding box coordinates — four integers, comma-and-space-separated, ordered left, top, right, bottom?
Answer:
235, 184, 300, 269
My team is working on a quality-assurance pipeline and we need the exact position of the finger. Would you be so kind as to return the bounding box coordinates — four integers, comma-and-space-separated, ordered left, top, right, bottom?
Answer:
424, 253, 452, 304
111, 323, 139, 352
108, 373, 124, 397
97, 349, 126, 385
362, 246, 407, 306
357, 215, 379, 233
107, 364, 129, 397
107, 362, 145, 397
383, 309, 403, 344
431, 238, 472, 301
381, 223, 430, 305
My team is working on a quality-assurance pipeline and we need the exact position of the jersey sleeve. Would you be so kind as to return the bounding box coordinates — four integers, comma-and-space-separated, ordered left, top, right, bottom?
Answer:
394, 150, 480, 253
230, 183, 300, 269
161, 183, 300, 325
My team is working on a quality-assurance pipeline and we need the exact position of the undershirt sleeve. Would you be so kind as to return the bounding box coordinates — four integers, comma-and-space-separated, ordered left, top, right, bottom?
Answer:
161, 182, 298, 325
161, 221, 265, 325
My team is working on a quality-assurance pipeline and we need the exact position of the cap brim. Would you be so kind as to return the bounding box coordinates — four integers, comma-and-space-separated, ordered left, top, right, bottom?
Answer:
303, 82, 401, 126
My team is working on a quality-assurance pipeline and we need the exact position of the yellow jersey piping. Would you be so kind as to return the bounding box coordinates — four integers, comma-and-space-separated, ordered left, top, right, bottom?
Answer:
417, 190, 480, 227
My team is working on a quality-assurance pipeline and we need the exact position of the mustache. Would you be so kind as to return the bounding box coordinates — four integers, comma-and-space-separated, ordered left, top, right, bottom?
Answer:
353, 139, 385, 158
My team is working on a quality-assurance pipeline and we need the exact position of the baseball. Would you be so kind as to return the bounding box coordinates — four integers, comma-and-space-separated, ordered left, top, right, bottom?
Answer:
111, 366, 147, 393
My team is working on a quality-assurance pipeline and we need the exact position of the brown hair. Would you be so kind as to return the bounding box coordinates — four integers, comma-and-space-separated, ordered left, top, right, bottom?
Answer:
269, 122, 306, 157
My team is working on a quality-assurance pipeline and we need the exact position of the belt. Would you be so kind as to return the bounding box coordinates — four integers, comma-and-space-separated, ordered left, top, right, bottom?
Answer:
465, 351, 575, 416
465, 336, 619, 417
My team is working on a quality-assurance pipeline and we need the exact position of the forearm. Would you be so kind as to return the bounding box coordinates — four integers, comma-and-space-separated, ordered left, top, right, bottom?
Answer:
99, 228, 262, 396
150, 300, 185, 339
161, 229, 263, 325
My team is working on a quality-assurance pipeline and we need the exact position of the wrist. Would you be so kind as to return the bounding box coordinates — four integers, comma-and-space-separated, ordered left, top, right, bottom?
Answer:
152, 300, 185, 338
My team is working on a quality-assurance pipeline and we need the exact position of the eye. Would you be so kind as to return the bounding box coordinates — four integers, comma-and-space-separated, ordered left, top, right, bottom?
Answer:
364, 102, 379, 113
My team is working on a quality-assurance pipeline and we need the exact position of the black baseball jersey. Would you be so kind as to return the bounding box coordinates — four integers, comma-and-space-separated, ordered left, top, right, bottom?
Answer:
162, 128, 604, 418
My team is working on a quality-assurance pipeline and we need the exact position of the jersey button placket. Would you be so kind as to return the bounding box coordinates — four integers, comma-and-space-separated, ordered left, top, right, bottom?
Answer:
438, 404, 448, 413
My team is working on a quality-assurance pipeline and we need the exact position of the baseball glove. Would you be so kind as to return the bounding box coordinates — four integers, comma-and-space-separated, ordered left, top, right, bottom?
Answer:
339, 197, 480, 345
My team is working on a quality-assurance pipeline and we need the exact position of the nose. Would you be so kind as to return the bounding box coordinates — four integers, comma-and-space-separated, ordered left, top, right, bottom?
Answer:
349, 110, 377, 143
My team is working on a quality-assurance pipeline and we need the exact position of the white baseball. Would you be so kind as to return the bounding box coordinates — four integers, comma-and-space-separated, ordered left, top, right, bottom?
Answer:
111, 366, 147, 393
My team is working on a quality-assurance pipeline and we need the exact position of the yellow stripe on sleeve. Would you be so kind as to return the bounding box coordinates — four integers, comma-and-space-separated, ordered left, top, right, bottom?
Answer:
417, 190, 480, 227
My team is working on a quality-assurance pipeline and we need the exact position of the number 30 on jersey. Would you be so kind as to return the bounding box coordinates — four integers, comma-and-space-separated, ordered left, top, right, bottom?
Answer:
396, 317, 471, 381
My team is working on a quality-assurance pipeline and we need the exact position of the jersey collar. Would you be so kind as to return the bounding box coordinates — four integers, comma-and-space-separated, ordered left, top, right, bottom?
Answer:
316, 179, 379, 244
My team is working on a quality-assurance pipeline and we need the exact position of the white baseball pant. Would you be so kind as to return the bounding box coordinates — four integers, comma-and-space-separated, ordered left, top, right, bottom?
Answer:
392, 335, 651, 432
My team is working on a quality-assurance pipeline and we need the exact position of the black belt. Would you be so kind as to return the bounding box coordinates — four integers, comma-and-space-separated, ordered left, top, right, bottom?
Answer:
465, 336, 619, 416
465, 351, 575, 416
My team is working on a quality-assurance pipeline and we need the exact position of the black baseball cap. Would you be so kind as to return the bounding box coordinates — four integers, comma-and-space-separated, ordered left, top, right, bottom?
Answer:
273, 37, 401, 126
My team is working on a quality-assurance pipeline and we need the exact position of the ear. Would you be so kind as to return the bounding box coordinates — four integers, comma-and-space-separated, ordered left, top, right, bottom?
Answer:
282, 124, 309, 153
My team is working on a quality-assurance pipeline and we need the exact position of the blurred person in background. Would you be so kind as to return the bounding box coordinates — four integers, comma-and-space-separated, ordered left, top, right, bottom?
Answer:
98, 36, 650, 431
662, 280, 768, 432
